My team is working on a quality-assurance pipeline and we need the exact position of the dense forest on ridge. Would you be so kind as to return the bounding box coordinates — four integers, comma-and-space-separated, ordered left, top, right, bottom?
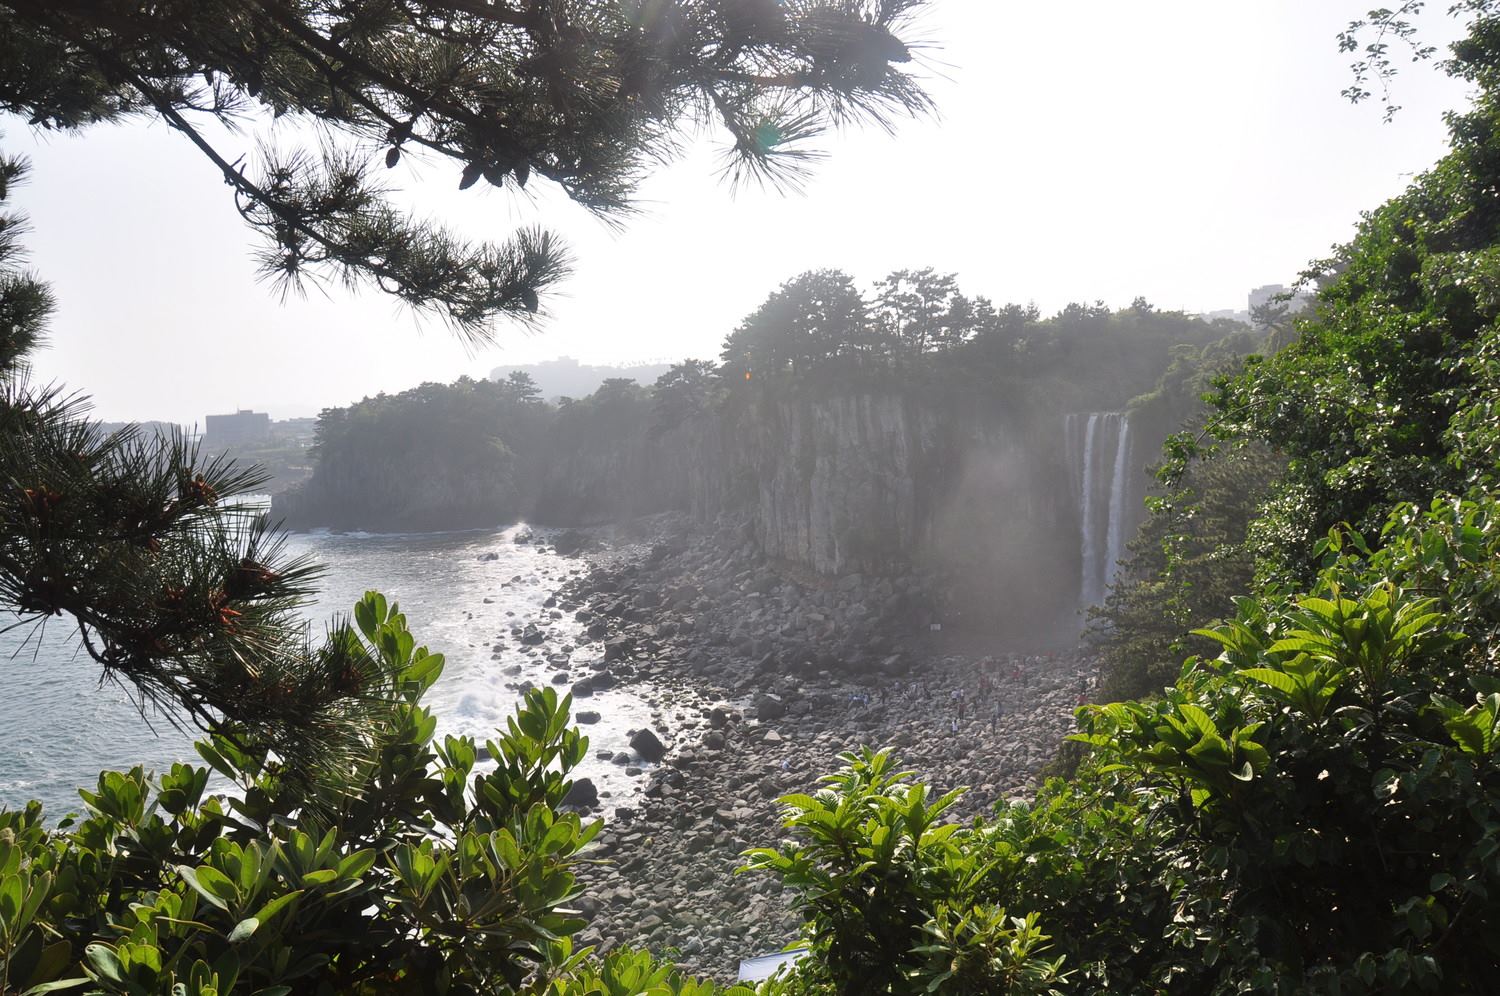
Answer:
278, 277, 1247, 533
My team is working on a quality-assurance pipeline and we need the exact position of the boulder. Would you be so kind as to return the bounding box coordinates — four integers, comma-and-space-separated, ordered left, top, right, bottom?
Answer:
553, 530, 588, 556
577, 710, 602, 725
562, 777, 598, 809
629, 728, 667, 763
753, 694, 786, 720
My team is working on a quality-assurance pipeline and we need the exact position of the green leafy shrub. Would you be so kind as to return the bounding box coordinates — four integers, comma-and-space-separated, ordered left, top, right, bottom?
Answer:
0, 592, 748, 996
743, 748, 1070, 996
746, 496, 1500, 994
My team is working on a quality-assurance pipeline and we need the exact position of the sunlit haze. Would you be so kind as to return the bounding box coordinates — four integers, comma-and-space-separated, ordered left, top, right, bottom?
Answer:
4, 1, 1474, 425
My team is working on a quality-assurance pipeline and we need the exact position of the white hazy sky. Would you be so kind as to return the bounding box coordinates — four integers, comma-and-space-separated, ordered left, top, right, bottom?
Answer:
2, 1, 1477, 424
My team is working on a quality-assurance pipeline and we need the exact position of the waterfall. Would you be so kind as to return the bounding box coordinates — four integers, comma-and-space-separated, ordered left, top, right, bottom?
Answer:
1078, 414, 1100, 604
1067, 412, 1133, 606
1104, 417, 1132, 593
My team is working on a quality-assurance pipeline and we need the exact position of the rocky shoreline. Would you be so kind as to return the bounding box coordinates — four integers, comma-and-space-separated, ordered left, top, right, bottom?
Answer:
512, 514, 1096, 980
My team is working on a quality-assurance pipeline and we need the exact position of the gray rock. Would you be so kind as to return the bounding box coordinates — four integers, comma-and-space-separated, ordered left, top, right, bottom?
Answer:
753, 694, 786, 720
629, 727, 667, 763
562, 777, 598, 809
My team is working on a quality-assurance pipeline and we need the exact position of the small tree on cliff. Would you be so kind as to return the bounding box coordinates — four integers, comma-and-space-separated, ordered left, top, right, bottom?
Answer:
652, 358, 720, 435
719, 268, 869, 377
502, 371, 545, 405
0, 0, 933, 791
870, 267, 968, 355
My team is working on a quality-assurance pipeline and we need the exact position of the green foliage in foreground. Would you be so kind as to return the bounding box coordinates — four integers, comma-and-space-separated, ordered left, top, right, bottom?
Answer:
751, 497, 1500, 994
0, 592, 749, 996
7, 503, 1499, 995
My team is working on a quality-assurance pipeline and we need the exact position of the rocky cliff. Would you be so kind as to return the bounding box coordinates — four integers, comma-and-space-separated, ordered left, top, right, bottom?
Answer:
531, 387, 1089, 639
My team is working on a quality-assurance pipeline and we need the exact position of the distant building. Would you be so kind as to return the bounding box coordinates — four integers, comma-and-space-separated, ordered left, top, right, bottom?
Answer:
204, 409, 270, 450
1248, 283, 1311, 315
271, 417, 318, 446
1203, 308, 1251, 325
1248, 284, 1286, 312
1194, 283, 1314, 327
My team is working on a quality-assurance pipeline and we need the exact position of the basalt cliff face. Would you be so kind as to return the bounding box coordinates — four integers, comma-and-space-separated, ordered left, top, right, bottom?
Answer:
530, 389, 1124, 639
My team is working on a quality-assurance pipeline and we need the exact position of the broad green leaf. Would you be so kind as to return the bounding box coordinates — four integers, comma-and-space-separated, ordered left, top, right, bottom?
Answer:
177, 866, 231, 911
1240, 668, 1298, 696
252, 890, 302, 925
84, 945, 124, 984
228, 917, 259, 944
20, 980, 88, 995
1178, 703, 1217, 739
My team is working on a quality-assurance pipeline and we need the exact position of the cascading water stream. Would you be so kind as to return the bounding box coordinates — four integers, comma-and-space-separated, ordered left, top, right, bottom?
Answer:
1067, 412, 1133, 606
1078, 414, 1100, 605
1104, 417, 1132, 592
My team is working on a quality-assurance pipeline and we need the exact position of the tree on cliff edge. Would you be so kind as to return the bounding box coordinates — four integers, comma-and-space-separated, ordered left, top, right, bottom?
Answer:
0, 0, 933, 795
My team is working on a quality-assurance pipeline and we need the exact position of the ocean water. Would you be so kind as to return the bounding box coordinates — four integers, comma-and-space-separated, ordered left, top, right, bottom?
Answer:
0, 522, 656, 819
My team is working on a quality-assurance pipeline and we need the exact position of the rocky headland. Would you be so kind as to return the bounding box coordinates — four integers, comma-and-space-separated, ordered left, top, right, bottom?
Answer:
495, 514, 1097, 980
